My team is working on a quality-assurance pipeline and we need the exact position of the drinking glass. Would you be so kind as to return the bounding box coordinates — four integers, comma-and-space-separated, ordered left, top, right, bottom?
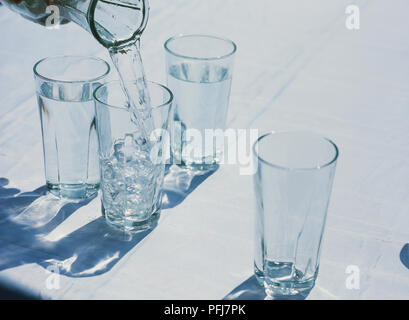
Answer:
253, 131, 339, 298
33, 55, 110, 200
94, 81, 173, 232
164, 34, 236, 172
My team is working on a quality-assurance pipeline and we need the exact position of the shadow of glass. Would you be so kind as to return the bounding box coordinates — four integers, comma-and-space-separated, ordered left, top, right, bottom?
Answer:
224, 275, 267, 300
0, 283, 38, 300
224, 275, 311, 300
400, 243, 409, 270
0, 177, 152, 278
38, 217, 153, 277
0, 179, 48, 224
161, 165, 217, 209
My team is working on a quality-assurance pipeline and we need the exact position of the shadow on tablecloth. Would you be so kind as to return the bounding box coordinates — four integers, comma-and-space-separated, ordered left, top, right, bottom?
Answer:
223, 276, 267, 300
223, 275, 311, 300
0, 177, 149, 278
0, 166, 215, 280
400, 243, 409, 270
161, 164, 217, 209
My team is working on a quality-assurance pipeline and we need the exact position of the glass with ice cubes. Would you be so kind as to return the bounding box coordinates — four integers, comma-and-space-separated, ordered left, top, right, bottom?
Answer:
94, 81, 173, 232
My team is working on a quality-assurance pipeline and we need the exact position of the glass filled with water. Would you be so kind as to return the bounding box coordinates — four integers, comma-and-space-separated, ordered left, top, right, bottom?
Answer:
253, 131, 338, 299
164, 34, 236, 172
94, 81, 173, 232
33, 56, 110, 200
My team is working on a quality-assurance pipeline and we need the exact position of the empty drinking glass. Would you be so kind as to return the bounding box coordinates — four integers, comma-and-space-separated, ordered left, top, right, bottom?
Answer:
253, 131, 339, 299
94, 81, 173, 232
34, 56, 110, 200
164, 34, 236, 172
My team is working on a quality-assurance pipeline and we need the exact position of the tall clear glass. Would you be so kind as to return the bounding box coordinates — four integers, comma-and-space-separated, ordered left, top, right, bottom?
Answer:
94, 81, 173, 232
164, 34, 236, 173
34, 55, 110, 200
253, 131, 339, 299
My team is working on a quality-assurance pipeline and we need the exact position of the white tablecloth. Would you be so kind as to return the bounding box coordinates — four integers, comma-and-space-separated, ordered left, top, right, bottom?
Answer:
0, 0, 408, 299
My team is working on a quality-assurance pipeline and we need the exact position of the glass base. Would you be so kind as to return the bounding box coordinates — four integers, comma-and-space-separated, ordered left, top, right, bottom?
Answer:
102, 204, 160, 233
47, 182, 99, 201
172, 150, 221, 174
254, 264, 315, 299
175, 161, 219, 174
254, 264, 265, 285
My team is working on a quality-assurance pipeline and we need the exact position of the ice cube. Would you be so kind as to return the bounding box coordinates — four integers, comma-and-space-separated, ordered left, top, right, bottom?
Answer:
114, 140, 125, 163
123, 133, 137, 163
123, 165, 137, 186
126, 192, 142, 205
101, 186, 114, 205
135, 159, 155, 177
102, 161, 115, 180
135, 176, 151, 187
126, 183, 143, 193
124, 133, 134, 146
134, 133, 148, 149
112, 190, 126, 206
116, 179, 125, 191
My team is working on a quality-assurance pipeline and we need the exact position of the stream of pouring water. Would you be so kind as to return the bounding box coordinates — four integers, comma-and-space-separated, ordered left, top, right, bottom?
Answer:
109, 39, 154, 144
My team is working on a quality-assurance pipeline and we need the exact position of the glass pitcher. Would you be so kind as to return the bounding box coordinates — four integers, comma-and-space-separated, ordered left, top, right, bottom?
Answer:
0, 0, 149, 48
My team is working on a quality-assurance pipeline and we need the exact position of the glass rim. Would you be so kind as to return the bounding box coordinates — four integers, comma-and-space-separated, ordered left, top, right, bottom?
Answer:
88, 0, 149, 49
164, 34, 237, 61
93, 80, 173, 111
253, 131, 339, 171
33, 55, 111, 84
